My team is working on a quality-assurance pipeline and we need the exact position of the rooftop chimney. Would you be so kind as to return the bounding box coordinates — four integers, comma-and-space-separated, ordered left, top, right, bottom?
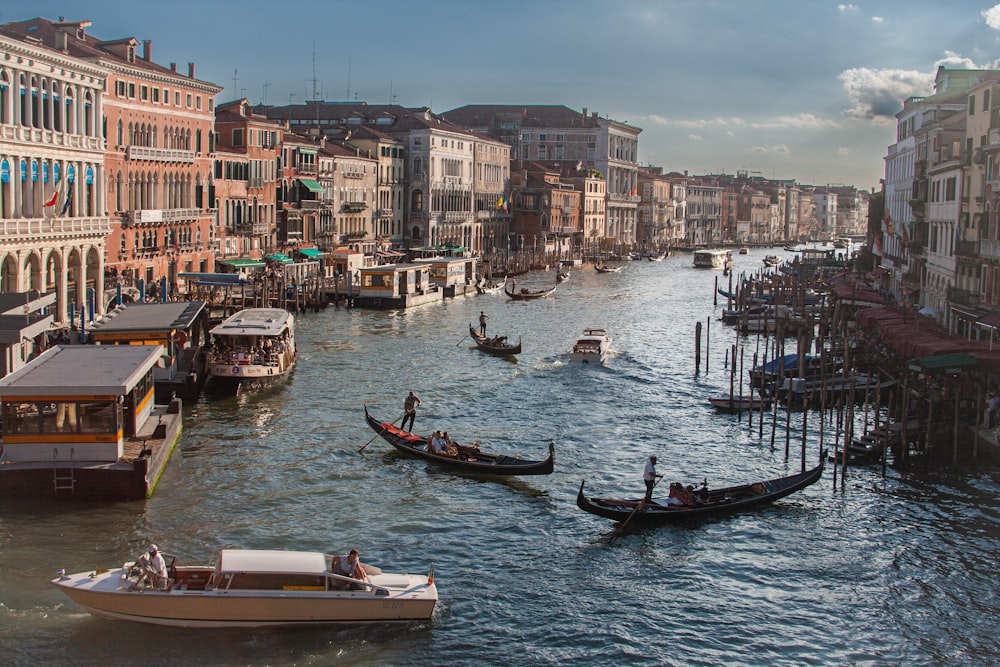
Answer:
143, 40, 152, 61
188, 62, 195, 78
170, 62, 176, 72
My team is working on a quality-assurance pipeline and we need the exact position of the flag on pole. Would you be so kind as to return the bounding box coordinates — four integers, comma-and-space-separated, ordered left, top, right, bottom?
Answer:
60, 183, 73, 216
883, 209, 893, 237
496, 195, 504, 210
502, 195, 509, 213
43, 191, 59, 207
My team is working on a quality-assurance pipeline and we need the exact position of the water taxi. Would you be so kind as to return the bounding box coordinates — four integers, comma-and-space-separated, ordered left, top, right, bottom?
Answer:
52, 547, 437, 627
693, 249, 732, 269
569, 328, 612, 363
206, 308, 296, 392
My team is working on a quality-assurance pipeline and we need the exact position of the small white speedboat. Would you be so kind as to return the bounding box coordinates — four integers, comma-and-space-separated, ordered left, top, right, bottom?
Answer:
52, 548, 437, 627
569, 328, 612, 363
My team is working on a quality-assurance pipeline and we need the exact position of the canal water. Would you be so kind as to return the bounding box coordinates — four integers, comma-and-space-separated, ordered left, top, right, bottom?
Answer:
2, 248, 999, 666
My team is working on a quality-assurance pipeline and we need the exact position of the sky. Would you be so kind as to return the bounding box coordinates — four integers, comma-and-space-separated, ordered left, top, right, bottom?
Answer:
17, 1, 1000, 191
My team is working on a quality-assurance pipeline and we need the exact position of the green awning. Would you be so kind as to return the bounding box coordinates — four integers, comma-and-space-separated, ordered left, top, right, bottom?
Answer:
297, 248, 324, 258
218, 258, 266, 269
298, 178, 324, 194
907, 353, 978, 375
266, 254, 293, 264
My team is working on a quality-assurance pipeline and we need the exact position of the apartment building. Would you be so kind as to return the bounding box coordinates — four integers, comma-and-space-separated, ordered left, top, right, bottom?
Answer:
213, 99, 282, 258
441, 105, 640, 247
0, 19, 111, 324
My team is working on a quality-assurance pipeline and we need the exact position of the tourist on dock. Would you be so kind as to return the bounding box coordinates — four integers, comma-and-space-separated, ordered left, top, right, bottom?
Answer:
643, 456, 661, 502
479, 311, 489, 335
402, 391, 421, 432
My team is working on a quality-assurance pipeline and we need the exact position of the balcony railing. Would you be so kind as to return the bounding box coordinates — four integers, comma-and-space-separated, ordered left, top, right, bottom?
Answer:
947, 286, 980, 307
956, 239, 979, 258
0, 125, 104, 152
981, 238, 1000, 260
0, 215, 112, 240
125, 145, 196, 163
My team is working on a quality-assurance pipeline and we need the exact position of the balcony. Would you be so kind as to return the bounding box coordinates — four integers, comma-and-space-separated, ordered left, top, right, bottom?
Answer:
981, 238, 1000, 260
125, 145, 196, 163
342, 169, 365, 179
444, 211, 471, 223
0, 215, 112, 241
956, 239, 979, 258
947, 286, 980, 307
377, 208, 394, 218
343, 202, 368, 213
231, 222, 270, 236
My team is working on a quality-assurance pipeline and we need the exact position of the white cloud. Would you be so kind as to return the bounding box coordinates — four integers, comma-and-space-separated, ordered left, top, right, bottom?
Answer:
983, 4, 1000, 30
751, 144, 790, 154
838, 66, 935, 120
837, 4, 860, 13
837, 147, 851, 157
647, 114, 669, 126
871, 16, 884, 24
750, 114, 840, 130
934, 51, 980, 69
688, 134, 703, 142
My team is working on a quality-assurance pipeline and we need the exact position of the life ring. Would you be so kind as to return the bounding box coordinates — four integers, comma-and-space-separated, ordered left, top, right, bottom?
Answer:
172, 330, 188, 346
232, 366, 240, 375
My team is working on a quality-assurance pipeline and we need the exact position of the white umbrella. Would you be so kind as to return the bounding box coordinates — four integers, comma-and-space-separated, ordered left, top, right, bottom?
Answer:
919, 306, 941, 317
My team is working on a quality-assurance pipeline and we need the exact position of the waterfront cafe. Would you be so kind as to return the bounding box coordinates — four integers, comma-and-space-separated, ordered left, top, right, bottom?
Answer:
413, 256, 478, 297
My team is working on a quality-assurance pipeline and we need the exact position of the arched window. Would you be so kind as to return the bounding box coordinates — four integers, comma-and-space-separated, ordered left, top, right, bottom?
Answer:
117, 118, 123, 147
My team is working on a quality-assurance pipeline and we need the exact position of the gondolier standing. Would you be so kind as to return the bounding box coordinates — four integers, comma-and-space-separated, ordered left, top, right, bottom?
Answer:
643, 456, 661, 502
479, 311, 489, 335
402, 391, 421, 432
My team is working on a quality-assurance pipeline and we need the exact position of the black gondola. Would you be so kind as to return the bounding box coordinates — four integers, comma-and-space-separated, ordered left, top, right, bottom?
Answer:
469, 324, 521, 356
363, 407, 554, 475
576, 457, 824, 524
504, 278, 556, 300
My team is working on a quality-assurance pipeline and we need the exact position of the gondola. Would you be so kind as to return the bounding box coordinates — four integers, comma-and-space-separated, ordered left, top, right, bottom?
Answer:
476, 280, 505, 295
595, 264, 624, 273
363, 406, 554, 475
504, 278, 556, 300
468, 324, 521, 356
576, 457, 824, 524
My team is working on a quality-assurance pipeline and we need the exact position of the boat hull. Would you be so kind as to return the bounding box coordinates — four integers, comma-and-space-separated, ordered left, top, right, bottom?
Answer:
53, 566, 436, 627
708, 396, 771, 412
364, 407, 554, 475
576, 458, 824, 524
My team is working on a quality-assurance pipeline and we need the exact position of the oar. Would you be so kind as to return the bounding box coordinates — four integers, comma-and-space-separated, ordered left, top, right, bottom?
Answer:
359, 413, 404, 453
456, 324, 472, 346
615, 475, 663, 536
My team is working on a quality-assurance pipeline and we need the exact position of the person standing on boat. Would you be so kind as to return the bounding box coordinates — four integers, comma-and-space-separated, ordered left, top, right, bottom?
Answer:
143, 544, 167, 588
479, 311, 489, 335
402, 391, 421, 432
643, 456, 662, 502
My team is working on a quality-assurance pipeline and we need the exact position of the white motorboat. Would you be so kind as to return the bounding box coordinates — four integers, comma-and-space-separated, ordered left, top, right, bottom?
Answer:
206, 308, 297, 392
693, 248, 733, 269
708, 394, 772, 412
569, 328, 612, 363
52, 548, 437, 627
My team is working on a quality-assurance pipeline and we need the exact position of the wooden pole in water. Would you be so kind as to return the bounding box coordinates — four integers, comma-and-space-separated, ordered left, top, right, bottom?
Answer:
706, 317, 711, 370
953, 386, 960, 465
730, 344, 736, 407
738, 347, 745, 421
695, 321, 702, 374
748, 352, 756, 428
714, 275, 718, 306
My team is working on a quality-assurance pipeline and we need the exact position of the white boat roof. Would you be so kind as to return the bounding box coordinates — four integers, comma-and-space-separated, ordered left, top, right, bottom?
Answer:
210, 308, 292, 337
218, 549, 327, 574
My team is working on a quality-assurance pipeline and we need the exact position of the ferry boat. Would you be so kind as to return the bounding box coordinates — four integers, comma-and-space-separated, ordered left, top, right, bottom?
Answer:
52, 547, 437, 627
206, 308, 296, 392
693, 249, 732, 269
569, 328, 612, 363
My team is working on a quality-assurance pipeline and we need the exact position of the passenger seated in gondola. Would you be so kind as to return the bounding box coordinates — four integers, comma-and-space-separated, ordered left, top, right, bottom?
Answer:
669, 482, 700, 507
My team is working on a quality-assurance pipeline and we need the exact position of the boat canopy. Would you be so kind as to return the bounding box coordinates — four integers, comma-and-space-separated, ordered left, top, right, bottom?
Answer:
218, 549, 327, 575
